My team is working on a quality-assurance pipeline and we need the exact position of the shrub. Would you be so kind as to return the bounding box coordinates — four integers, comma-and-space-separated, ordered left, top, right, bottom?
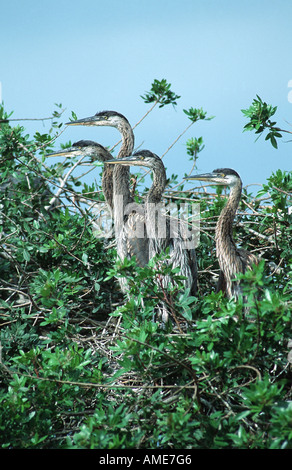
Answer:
0, 88, 291, 449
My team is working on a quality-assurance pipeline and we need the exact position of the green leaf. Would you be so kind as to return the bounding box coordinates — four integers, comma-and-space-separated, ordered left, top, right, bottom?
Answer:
23, 249, 30, 261
270, 135, 278, 148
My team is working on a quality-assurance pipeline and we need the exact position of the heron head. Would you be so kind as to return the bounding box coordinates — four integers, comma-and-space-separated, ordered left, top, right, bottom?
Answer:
106, 150, 163, 171
46, 140, 110, 160
65, 110, 129, 129
184, 168, 241, 187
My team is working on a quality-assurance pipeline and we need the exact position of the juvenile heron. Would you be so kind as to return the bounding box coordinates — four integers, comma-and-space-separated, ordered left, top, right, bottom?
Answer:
47, 140, 148, 292
65, 112, 148, 278
185, 168, 257, 299
107, 150, 198, 300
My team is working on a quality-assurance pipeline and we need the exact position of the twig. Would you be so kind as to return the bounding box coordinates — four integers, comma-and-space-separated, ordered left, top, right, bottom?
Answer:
272, 186, 292, 196
46, 154, 87, 210
161, 121, 194, 159
0, 113, 65, 123
109, 99, 160, 153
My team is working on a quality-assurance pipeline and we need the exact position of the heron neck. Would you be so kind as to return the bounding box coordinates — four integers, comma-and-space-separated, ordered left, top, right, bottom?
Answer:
102, 164, 114, 210
147, 164, 166, 204
96, 149, 116, 211
114, 120, 134, 205
117, 121, 134, 158
215, 182, 242, 260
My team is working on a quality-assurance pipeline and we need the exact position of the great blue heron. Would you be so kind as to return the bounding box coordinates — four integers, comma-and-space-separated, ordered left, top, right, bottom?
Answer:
106, 150, 198, 300
185, 168, 258, 299
64, 111, 148, 280
47, 139, 149, 293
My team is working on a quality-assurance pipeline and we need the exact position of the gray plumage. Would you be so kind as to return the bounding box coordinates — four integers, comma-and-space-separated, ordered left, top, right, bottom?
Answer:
65, 112, 150, 291
185, 168, 258, 299
66, 110, 133, 207
46, 137, 146, 293
107, 150, 198, 299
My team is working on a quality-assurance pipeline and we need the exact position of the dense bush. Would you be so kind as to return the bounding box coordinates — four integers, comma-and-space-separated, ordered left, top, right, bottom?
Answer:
0, 83, 291, 449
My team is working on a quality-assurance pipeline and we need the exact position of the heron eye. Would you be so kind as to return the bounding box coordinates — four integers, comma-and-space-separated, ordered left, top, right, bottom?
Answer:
103, 116, 108, 120
220, 173, 225, 177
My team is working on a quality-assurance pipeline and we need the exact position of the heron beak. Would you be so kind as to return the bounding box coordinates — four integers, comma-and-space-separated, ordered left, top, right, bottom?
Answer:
184, 172, 216, 182
106, 156, 140, 165
46, 147, 78, 158
65, 116, 97, 126
184, 172, 229, 186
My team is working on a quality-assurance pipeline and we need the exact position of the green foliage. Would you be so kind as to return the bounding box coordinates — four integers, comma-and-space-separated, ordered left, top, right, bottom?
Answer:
141, 78, 181, 108
0, 90, 291, 450
185, 137, 205, 166
183, 107, 215, 123
241, 95, 283, 148
257, 169, 292, 265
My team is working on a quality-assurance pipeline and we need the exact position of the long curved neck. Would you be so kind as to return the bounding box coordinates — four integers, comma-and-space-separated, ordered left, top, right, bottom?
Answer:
146, 164, 166, 204
216, 183, 241, 243
116, 120, 134, 158
113, 119, 134, 207
90, 148, 115, 210
112, 118, 134, 234
144, 163, 166, 240
215, 180, 242, 290
99, 154, 114, 211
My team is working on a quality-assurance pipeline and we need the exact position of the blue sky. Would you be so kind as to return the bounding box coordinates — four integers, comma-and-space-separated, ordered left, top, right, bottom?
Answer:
1, 0, 291, 190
